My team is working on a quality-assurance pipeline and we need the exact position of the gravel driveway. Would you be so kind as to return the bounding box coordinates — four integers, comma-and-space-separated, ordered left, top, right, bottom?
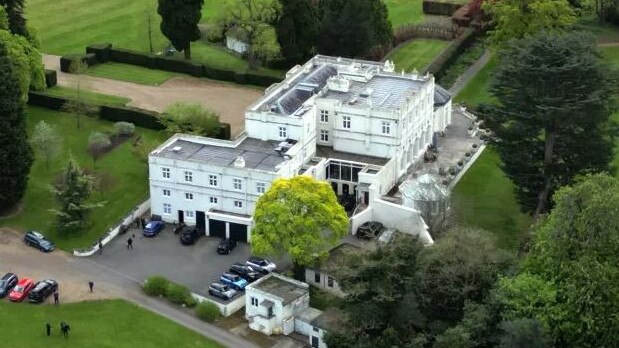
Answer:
44, 55, 263, 138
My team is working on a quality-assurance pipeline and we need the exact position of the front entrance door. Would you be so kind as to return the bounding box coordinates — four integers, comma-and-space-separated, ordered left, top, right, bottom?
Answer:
196, 211, 205, 234
311, 335, 320, 348
178, 210, 184, 224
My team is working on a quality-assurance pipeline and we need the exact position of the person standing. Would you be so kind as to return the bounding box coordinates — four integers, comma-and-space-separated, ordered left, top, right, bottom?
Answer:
127, 237, 133, 250
98, 241, 103, 255
53, 291, 59, 305
88, 281, 94, 293
140, 217, 146, 229
46, 322, 51, 336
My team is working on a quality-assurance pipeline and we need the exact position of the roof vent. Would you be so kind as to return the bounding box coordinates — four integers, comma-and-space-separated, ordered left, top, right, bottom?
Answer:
270, 104, 278, 113
359, 88, 373, 98
172, 146, 182, 152
233, 156, 246, 168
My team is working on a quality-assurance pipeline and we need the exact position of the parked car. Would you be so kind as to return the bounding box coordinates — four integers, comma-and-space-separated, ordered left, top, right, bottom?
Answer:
208, 282, 236, 301
143, 220, 165, 237
9, 278, 35, 302
180, 227, 200, 245
216, 238, 237, 255
0, 273, 18, 298
24, 231, 54, 252
28, 279, 58, 303
220, 273, 248, 291
356, 221, 384, 240
246, 256, 277, 273
229, 263, 262, 283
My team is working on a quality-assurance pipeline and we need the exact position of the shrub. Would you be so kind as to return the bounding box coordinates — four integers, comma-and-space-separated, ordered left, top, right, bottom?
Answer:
161, 102, 221, 137
472, 143, 478, 148
88, 132, 112, 161
44, 69, 57, 87
195, 301, 221, 322
449, 166, 457, 175
166, 282, 195, 307
27, 91, 66, 110
114, 122, 135, 136
144, 275, 170, 296
465, 151, 471, 157
457, 160, 464, 166
86, 43, 113, 63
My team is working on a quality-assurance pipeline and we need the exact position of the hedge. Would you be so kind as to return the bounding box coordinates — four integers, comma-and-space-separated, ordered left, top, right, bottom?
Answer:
165, 282, 197, 307
422, 0, 463, 15
99, 105, 165, 130
44, 69, 57, 88
144, 276, 170, 296
91, 44, 282, 87
60, 53, 97, 72
423, 28, 478, 77
86, 43, 113, 63
195, 301, 221, 322
28, 91, 67, 110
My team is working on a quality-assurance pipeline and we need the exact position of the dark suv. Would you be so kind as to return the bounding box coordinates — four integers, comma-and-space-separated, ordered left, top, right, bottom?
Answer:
28, 279, 58, 303
229, 263, 262, 283
0, 273, 18, 298
180, 227, 200, 245
356, 221, 384, 240
216, 238, 237, 255
24, 231, 55, 252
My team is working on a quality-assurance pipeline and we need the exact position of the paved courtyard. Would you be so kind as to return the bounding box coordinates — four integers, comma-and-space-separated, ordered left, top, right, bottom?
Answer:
90, 224, 255, 301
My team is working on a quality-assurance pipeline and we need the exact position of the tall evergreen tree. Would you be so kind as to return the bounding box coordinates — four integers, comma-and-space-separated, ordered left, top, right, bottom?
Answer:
0, 0, 27, 36
157, 0, 204, 60
478, 31, 616, 216
317, 0, 392, 58
50, 156, 103, 233
0, 39, 32, 212
276, 0, 320, 65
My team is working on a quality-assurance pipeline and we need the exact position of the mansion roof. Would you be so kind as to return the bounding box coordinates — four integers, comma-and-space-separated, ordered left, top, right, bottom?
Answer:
153, 137, 286, 172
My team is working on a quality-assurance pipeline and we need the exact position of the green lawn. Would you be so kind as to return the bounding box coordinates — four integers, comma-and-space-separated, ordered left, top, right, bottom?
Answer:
452, 149, 531, 250
43, 86, 130, 106
26, 0, 282, 77
0, 299, 222, 347
454, 55, 498, 109
0, 106, 167, 251
389, 39, 450, 72
385, 0, 425, 27
87, 62, 181, 85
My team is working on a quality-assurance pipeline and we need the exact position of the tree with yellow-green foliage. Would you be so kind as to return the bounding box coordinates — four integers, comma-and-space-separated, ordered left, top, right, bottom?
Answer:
483, 0, 577, 46
251, 176, 348, 267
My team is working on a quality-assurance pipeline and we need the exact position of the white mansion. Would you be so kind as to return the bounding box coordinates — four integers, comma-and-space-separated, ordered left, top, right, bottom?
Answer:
148, 55, 452, 243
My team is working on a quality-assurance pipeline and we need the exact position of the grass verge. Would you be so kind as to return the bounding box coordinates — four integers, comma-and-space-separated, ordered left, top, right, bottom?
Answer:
43, 86, 130, 106
87, 62, 182, 85
0, 106, 167, 251
0, 299, 223, 347
389, 39, 451, 72
454, 55, 498, 109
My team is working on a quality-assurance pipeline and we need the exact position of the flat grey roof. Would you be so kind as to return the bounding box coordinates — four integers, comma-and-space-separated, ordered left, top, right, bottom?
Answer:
323, 74, 424, 109
316, 146, 389, 166
252, 274, 308, 305
155, 138, 286, 172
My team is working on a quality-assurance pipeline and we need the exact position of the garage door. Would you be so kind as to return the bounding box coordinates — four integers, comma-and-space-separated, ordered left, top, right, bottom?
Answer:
229, 223, 248, 242
208, 219, 226, 238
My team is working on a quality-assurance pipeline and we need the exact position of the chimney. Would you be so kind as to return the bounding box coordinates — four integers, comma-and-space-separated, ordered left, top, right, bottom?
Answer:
233, 156, 246, 168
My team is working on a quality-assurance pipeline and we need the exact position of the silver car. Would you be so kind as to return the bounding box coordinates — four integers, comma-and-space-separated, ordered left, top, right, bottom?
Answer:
208, 282, 236, 301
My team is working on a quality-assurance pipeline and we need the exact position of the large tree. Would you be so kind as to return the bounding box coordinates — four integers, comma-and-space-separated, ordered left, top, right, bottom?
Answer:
483, 0, 576, 46
251, 176, 348, 266
478, 31, 616, 216
0, 0, 27, 36
417, 228, 515, 324
50, 156, 103, 233
0, 39, 33, 212
157, 0, 204, 60
326, 234, 427, 348
222, 0, 281, 68
317, 0, 392, 58
276, 0, 320, 65
496, 174, 619, 347
0, 29, 46, 97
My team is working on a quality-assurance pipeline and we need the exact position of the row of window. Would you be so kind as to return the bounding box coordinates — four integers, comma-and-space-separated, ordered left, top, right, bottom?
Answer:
160, 169, 267, 194
162, 200, 244, 216
320, 110, 392, 134
163, 189, 255, 205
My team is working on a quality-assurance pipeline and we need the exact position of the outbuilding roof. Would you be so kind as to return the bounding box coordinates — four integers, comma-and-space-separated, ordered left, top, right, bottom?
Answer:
250, 273, 309, 305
